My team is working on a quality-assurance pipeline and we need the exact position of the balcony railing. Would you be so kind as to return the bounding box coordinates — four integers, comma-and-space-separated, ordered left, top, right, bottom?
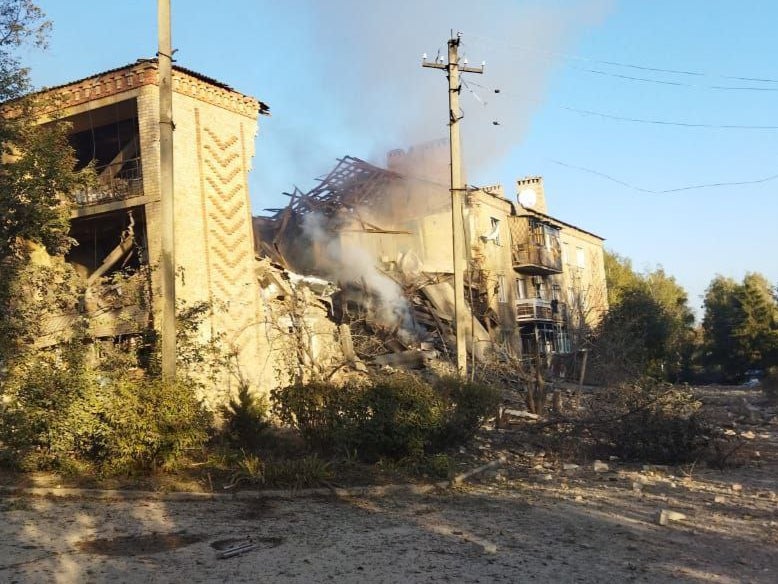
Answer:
512, 244, 563, 274
74, 157, 143, 207
516, 298, 568, 322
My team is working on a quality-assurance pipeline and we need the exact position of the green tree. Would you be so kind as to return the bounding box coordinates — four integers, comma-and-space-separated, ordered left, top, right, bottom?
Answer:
703, 273, 778, 381
0, 1, 82, 261
0, 1, 88, 362
593, 251, 696, 382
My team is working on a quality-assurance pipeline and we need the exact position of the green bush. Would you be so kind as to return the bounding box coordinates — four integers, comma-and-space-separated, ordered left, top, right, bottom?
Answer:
271, 373, 498, 462
271, 379, 364, 453
95, 377, 212, 474
433, 376, 500, 446
220, 381, 271, 452
263, 455, 333, 489
354, 374, 444, 461
0, 349, 211, 475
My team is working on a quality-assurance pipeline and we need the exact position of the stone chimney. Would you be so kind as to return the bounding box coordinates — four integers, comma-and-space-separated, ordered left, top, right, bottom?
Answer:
516, 176, 548, 214
387, 138, 452, 184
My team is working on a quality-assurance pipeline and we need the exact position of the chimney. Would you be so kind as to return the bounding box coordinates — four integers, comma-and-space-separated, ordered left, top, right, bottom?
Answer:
386, 139, 451, 184
516, 176, 548, 214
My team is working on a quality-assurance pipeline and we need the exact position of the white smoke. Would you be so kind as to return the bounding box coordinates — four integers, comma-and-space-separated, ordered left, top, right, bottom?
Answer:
302, 212, 420, 338
303, 0, 615, 178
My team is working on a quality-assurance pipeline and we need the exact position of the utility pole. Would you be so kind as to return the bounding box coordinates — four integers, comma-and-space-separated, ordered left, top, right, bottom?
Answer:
422, 32, 483, 377
158, 0, 176, 379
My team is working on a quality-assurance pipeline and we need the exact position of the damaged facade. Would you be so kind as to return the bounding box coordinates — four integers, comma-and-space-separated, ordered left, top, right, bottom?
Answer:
14, 60, 606, 396
255, 142, 607, 372
21, 60, 341, 400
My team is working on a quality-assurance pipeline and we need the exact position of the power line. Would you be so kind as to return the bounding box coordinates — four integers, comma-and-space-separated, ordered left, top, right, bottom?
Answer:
465, 80, 778, 130
549, 159, 778, 193
576, 66, 778, 92
466, 33, 778, 85
557, 104, 778, 130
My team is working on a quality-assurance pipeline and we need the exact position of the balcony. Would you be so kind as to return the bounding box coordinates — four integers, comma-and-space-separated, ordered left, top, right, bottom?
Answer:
74, 157, 143, 207
516, 298, 568, 322
512, 244, 563, 275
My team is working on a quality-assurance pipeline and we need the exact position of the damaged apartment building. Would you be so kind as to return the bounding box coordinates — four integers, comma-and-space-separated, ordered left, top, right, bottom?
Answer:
17, 59, 606, 394
255, 140, 608, 371
21, 59, 342, 400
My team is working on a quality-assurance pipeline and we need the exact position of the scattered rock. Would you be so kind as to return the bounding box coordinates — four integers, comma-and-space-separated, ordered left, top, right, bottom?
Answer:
731, 483, 743, 493
714, 495, 727, 504
593, 460, 609, 473
563, 463, 580, 471
655, 509, 686, 526
741, 430, 756, 440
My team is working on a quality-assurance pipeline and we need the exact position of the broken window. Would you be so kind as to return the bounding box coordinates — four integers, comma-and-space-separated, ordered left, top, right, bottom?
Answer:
496, 274, 507, 303
576, 246, 585, 270
489, 217, 501, 245
67, 207, 147, 280
65, 99, 142, 206
515, 277, 527, 300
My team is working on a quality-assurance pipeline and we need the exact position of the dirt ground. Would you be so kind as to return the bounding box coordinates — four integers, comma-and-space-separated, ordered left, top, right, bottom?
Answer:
1, 386, 776, 583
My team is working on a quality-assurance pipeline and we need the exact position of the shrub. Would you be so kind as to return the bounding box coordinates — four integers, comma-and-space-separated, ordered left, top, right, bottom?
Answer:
271, 379, 364, 453
588, 379, 711, 464
263, 455, 333, 489
271, 373, 498, 462
433, 376, 500, 446
0, 349, 211, 474
220, 381, 271, 452
95, 377, 212, 474
354, 374, 444, 461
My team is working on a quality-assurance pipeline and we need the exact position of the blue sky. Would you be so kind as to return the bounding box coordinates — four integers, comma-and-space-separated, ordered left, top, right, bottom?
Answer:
24, 1, 778, 317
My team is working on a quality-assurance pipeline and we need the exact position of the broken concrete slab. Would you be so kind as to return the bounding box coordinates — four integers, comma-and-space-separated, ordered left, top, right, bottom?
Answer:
655, 509, 686, 526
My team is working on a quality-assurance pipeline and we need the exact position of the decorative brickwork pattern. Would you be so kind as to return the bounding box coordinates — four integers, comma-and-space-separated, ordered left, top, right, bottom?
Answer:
198, 125, 255, 350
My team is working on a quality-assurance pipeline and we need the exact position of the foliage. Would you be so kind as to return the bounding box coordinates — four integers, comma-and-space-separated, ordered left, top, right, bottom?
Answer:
702, 273, 778, 381
587, 380, 711, 464
353, 374, 444, 461
592, 252, 696, 383
220, 381, 271, 452
271, 379, 364, 453
263, 455, 333, 489
762, 366, 778, 402
433, 376, 500, 445
0, 1, 88, 262
0, 348, 212, 475
0, 251, 85, 362
271, 373, 497, 462
227, 452, 265, 488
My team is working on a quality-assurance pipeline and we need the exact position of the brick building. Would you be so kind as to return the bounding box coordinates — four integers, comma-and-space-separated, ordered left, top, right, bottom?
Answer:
33, 59, 277, 399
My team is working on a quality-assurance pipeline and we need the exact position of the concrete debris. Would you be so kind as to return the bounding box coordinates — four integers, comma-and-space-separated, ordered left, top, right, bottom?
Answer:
737, 397, 764, 424
372, 349, 438, 369
450, 457, 507, 486
498, 408, 540, 427
655, 509, 686, 526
